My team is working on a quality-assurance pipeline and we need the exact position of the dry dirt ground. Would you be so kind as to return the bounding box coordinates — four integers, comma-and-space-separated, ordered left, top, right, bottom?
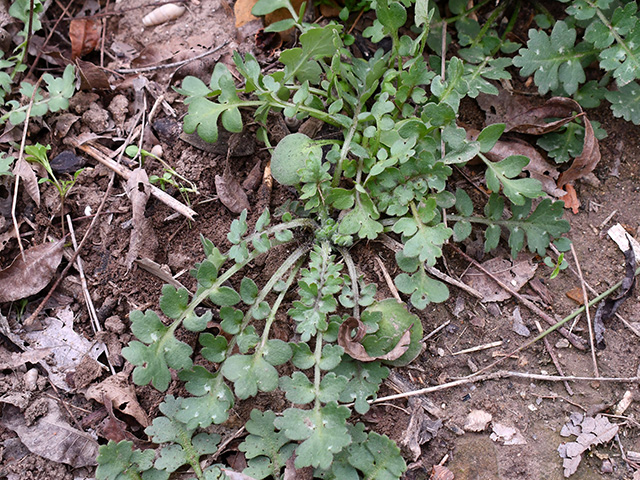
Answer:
1, 1, 640, 479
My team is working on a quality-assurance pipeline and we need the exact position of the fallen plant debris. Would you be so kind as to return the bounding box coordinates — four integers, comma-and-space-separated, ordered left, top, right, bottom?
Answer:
558, 413, 619, 477
0, 238, 65, 303
593, 243, 637, 349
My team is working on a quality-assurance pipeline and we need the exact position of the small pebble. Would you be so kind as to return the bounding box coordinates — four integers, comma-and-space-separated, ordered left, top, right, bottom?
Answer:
24, 368, 39, 391
555, 338, 570, 349
50, 150, 86, 174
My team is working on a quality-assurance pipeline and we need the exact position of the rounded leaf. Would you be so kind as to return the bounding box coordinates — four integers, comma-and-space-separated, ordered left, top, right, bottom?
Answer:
271, 133, 322, 186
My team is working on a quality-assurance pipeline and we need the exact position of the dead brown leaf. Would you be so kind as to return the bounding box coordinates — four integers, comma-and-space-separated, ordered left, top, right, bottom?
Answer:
69, 18, 101, 60
216, 160, 250, 214
242, 161, 263, 191
338, 316, 411, 362
462, 255, 538, 303
131, 44, 173, 69
477, 92, 602, 189
234, 0, 259, 27
0, 238, 64, 303
503, 97, 583, 135
557, 113, 601, 188
0, 399, 99, 467
125, 168, 157, 270
12, 156, 40, 206
562, 184, 580, 214
86, 372, 149, 427
76, 59, 111, 90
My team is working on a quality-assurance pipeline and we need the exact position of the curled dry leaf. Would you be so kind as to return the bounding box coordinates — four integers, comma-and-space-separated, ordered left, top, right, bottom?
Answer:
556, 111, 601, 188
338, 316, 411, 362
69, 18, 101, 60
562, 184, 580, 214
503, 97, 583, 136
85, 372, 149, 427
216, 157, 250, 214
0, 238, 65, 303
476, 91, 602, 189
125, 168, 158, 270
12, 156, 40, 206
430, 465, 455, 480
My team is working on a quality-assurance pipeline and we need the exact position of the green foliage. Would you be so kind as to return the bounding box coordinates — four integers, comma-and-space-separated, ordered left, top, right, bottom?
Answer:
100, 1, 635, 479
514, 0, 640, 123
25, 142, 84, 202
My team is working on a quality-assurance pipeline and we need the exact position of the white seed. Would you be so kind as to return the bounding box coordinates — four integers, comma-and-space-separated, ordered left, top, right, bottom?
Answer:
142, 4, 186, 27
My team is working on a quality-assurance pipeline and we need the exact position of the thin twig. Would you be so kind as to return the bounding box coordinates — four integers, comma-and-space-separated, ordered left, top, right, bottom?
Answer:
25, 171, 116, 327
451, 340, 502, 356
450, 244, 586, 350
26, 0, 74, 79
421, 320, 450, 343
114, 42, 229, 74
24, 116, 145, 326
570, 243, 599, 377
66, 215, 115, 375
374, 255, 401, 302
70, 139, 197, 220
12, 76, 44, 260
535, 320, 573, 396
368, 371, 640, 405
378, 234, 483, 299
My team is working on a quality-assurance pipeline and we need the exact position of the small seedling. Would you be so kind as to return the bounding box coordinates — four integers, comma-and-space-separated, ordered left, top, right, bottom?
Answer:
125, 145, 199, 196
25, 143, 83, 235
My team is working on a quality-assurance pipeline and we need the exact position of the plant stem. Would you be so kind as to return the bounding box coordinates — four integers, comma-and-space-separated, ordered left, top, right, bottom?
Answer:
471, 265, 640, 377
256, 249, 306, 351
332, 101, 362, 187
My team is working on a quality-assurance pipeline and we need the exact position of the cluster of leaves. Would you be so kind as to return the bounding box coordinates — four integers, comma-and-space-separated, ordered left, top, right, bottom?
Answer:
97, 1, 593, 479
513, 0, 640, 124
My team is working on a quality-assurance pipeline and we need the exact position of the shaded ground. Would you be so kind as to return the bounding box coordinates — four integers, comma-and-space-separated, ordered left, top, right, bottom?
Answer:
1, 1, 640, 479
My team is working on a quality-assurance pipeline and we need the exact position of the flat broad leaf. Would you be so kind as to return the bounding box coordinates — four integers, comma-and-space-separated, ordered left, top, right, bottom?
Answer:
221, 354, 280, 398
513, 21, 591, 95
274, 403, 351, 470
0, 238, 65, 303
348, 432, 406, 480
484, 155, 544, 205
122, 310, 193, 391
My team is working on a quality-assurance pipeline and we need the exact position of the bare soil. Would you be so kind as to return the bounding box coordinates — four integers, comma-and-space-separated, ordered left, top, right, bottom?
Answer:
1, 1, 640, 479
